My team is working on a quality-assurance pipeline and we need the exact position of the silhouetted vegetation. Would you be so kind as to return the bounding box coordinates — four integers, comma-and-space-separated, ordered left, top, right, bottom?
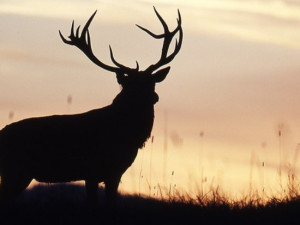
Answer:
0, 183, 298, 225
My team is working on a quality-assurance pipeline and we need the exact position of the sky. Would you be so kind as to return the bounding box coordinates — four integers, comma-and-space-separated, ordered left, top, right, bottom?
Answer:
1, 0, 300, 198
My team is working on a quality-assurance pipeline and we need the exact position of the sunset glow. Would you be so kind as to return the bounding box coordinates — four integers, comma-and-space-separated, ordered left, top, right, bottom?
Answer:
1, 0, 300, 199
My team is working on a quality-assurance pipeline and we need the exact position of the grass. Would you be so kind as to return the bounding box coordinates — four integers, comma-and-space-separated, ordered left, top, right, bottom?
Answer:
0, 183, 299, 225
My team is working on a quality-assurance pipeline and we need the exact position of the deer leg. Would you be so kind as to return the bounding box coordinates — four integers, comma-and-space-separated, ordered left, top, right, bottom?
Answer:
105, 176, 121, 205
85, 179, 98, 206
0, 174, 32, 205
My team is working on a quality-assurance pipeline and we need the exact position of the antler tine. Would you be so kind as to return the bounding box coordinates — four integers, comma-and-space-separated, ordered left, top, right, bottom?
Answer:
142, 7, 183, 73
76, 26, 81, 38
173, 9, 182, 34
153, 6, 169, 33
59, 11, 130, 73
81, 10, 97, 37
136, 6, 170, 39
168, 11, 183, 61
165, 26, 183, 63
59, 21, 74, 45
109, 45, 132, 70
135, 24, 164, 39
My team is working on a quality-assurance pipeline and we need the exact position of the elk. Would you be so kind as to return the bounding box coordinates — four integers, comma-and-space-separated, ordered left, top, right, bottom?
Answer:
0, 7, 182, 204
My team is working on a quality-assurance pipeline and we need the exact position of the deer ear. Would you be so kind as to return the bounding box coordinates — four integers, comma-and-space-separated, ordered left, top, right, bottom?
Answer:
152, 67, 170, 83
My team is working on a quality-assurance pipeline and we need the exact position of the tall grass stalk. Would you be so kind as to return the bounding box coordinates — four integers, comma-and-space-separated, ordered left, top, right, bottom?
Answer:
149, 136, 154, 196
278, 124, 283, 193
163, 110, 168, 181
138, 148, 145, 197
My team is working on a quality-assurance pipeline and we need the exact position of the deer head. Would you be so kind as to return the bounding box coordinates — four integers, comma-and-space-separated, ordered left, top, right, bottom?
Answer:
59, 7, 182, 105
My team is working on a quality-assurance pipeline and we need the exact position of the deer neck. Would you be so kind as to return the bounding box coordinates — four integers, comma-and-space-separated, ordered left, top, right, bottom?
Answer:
112, 90, 157, 110
111, 90, 155, 148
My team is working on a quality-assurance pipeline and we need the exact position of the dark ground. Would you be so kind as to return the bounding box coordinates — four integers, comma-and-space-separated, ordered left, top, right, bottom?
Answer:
0, 184, 299, 225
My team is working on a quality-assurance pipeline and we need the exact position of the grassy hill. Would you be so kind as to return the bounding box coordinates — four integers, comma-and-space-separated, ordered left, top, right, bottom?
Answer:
0, 184, 299, 225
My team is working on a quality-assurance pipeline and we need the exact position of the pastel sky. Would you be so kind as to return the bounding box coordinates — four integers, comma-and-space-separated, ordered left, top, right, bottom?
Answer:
1, 0, 300, 197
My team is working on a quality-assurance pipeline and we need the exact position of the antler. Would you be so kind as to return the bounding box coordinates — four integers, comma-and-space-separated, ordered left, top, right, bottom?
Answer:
60, 8, 182, 75
137, 7, 183, 73
59, 10, 132, 73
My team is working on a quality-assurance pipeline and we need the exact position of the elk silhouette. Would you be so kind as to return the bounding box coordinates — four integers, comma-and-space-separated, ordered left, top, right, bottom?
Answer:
0, 7, 182, 204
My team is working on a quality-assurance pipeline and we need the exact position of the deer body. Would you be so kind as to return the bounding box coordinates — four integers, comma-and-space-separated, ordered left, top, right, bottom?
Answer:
0, 95, 154, 183
0, 7, 182, 204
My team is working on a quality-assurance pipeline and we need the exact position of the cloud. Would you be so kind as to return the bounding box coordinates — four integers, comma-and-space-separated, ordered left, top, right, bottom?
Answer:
0, 47, 86, 67
5, 0, 299, 50
178, 0, 300, 49
0, 0, 157, 23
